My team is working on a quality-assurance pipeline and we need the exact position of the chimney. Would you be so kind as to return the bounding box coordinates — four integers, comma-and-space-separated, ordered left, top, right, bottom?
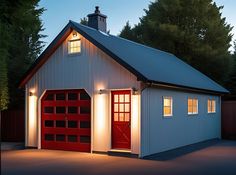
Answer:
87, 6, 107, 32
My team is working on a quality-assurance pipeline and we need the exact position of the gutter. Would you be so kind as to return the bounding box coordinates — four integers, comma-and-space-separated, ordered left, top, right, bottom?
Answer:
142, 80, 229, 96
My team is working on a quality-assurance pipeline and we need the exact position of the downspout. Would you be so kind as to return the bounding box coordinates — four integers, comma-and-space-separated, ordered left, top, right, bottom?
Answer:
139, 80, 152, 158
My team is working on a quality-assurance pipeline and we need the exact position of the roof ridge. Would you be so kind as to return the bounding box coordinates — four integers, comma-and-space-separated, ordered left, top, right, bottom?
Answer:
71, 20, 175, 58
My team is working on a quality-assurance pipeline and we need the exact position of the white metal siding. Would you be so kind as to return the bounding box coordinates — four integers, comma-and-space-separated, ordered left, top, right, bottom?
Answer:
141, 87, 221, 157
26, 31, 141, 154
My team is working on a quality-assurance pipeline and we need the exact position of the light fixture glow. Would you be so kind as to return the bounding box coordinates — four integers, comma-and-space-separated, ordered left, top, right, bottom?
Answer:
96, 93, 106, 132
99, 89, 107, 94
28, 94, 37, 146
132, 94, 139, 130
73, 32, 77, 37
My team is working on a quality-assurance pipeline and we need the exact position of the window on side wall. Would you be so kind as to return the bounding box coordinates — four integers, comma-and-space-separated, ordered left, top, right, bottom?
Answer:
163, 97, 173, 117
68, 39, 81, 54
208, 99, 216, 113
188, 98, 198, 115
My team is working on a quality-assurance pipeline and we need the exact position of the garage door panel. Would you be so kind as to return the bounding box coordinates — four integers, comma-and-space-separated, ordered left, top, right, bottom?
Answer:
43, 101, 90, 106
42, 114, 91, 119
66, 115, 90, 119
42, 101, 55, 106
42, 138, 90, 151
41, 89, 91, 152
66, 101, 90, 106
65, 129, 90, 135
44, 115, 65, 119
43, 128, 66, 133
42, 115, 54, 121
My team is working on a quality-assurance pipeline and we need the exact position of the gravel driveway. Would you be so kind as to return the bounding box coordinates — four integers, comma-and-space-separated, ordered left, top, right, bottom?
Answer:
1, 140, 236, 175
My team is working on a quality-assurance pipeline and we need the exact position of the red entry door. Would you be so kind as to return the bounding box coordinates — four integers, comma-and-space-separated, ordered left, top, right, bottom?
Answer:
41, 89, 91, 152
112, 90, 131, 149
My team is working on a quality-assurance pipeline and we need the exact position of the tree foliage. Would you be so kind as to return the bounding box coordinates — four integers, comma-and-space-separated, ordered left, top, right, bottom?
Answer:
226, 42, 236, 95
119, 0, 233, 87
80, 17, 88, 25
0, 0, 45, 110
0, 23, 9, 110
119, 21, 138, 41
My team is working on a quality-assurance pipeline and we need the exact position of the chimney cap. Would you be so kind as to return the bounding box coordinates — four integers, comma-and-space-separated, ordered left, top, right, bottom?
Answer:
87, 6, 107, 18
95, 6, 100, 13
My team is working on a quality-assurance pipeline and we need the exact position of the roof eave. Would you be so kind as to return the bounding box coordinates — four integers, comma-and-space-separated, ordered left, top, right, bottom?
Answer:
146, 80, 229, 95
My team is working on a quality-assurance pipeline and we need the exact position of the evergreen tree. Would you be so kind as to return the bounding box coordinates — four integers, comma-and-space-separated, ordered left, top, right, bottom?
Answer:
120, 21, 137, 42
0, 1, 11, 110
80, 17, 88, 25
0, 24, 9, 110
0, 0, 45, 109
226, 42, 236, 94
119, 0, 233, 85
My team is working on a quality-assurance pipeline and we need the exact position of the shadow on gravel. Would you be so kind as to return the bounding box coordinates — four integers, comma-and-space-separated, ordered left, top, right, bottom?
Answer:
144, 139, 219, 161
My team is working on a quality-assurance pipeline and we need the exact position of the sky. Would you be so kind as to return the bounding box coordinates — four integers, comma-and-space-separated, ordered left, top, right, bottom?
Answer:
38, 0, 236, 52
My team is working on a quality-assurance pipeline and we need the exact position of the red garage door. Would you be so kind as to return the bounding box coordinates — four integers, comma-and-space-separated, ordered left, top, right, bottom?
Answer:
41, 89, 91, 152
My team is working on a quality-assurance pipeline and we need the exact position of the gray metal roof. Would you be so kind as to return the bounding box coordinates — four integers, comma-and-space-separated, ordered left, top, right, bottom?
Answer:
71, 21, 228, 93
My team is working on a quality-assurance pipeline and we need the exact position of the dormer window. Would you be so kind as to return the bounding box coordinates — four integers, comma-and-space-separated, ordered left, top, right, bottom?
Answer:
68, 39, 81, 54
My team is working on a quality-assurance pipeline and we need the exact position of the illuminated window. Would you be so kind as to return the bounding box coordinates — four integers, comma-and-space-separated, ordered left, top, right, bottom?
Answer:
208, 99, 216, 113
68, 39, 81, 54
188, 98, 198, 115
163, 97, 172, 117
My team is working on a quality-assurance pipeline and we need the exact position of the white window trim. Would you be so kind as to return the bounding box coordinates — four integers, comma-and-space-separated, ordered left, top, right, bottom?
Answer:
208, 99, 216, 114
68, 38, 82, 55
188, 98, 198, 115
163, 96, 173, 117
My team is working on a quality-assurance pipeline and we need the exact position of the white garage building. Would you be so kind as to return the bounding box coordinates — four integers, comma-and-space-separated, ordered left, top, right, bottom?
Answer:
19, 7, 228, 158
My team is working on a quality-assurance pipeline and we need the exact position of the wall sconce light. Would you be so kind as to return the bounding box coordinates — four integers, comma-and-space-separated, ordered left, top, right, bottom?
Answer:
29, 91, 34, 96
99, 89, 105, 94
132, 87, 139, 95
72, 32, 77, 38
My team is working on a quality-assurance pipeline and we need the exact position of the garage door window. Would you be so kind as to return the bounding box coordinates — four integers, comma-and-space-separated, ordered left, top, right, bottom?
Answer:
80, 121, 90, 128
45, 94, 54, 101
45, 134, 54, 141
68, 121, 78, 128
80, 92, 90, 100
80, 136, 90, 143
45, 120, 54, 127
56, 134, 65, 141
68, 135, 77, 142
80, 106, 90, 114
56, 107, 65, 114
56, 120, 66, 128
68, 93, 78, 100
68, 106, 78, 114
44, 107, 53, 114
56, 93, 65, 100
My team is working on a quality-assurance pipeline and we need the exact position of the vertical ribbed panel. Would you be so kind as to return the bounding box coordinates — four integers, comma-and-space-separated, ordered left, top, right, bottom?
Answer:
140, 87, 221, 157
